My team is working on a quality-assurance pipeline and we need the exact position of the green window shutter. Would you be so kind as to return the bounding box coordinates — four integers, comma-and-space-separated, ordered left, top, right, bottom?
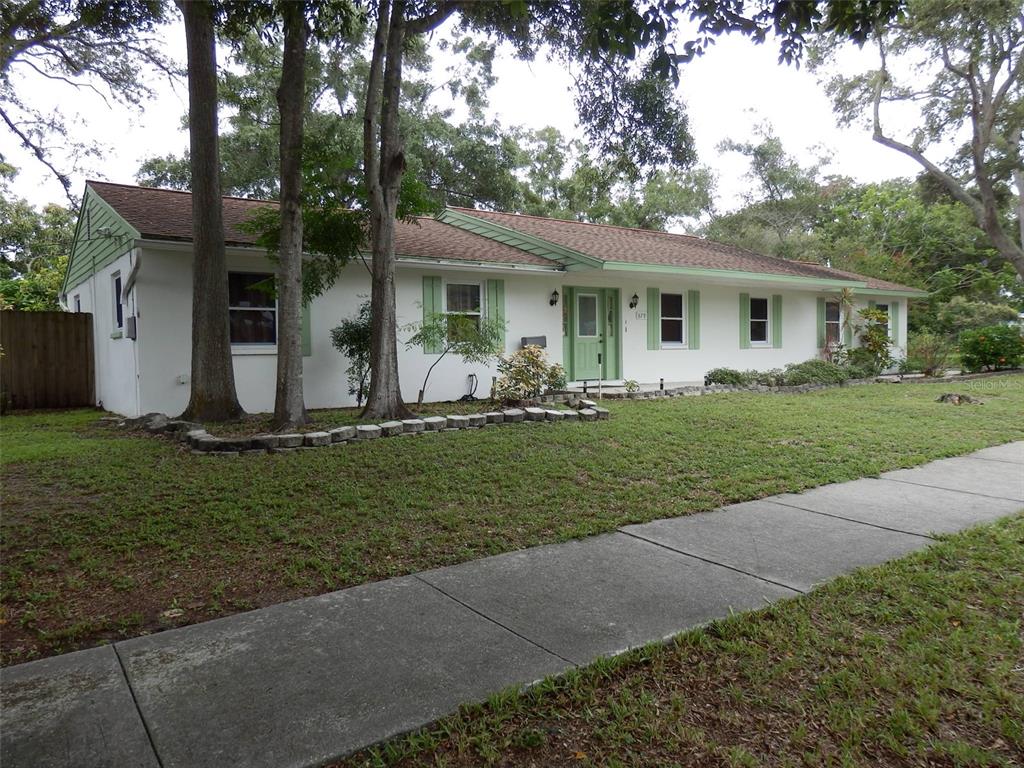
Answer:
687, 289, 700, 349
739, 293, 750, 349
301, 303, 312, 357
422, 275, 442, 354
646, 287, 660, 350
816, 297, 826, 349
486, 278, 506, 349
890, 301, 900, 345
771, 294, 783, 348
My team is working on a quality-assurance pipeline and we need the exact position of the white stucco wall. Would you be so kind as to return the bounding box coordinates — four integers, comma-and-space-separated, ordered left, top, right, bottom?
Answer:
71, 250, 140, 416
111, 242, 909, 417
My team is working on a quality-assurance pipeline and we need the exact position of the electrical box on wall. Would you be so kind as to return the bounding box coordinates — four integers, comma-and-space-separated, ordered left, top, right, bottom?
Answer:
125, 316, 137, 340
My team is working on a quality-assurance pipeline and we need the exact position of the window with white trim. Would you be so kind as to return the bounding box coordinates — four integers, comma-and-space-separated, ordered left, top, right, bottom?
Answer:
825, 300, 840, 346
445, 282, 482, 338
660, 292, 685, 346
229, 272, 276, 344
112, 272, 123, 330
749, 296, 769, 344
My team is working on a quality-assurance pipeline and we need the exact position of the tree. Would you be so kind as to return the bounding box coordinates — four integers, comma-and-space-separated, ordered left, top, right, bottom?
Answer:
271, 0, 310, 429
405, 313, 504, 404
177, 0, 242, 422
330, 299, 372, 406
813, 0, 1024, 277
1, 0, 175, 202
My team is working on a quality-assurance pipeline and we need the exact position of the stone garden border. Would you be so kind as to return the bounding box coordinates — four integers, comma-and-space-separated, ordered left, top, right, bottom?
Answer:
122, 402, 611, 457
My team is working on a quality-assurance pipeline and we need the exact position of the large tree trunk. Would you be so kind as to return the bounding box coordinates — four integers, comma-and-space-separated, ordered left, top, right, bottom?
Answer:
177, 0, 243, 422
361, 0, 412, 420
272, 1, 308, 430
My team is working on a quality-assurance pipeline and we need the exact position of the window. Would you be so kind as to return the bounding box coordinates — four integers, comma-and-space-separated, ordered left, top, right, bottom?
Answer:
660, 292, 685, 345
825, 300, 840, 346
229, 272, 276, 344
112, 272, 123, 330
577, 293, 598, 337
876, 303, 890, 337
73, 294, 81, 313
749, 296, 769, 344
445, 282, 482, 338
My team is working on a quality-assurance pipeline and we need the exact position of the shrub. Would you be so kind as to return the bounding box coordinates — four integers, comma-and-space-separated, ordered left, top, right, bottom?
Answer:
751, 368, 785, 387
704, 367, 750, 386
782, 359, 849, 386
546, 363, 567, 392
843, 360, 877, 380
855, 307, 895, 374
494, 345, 559, 402
936, 296, 1019, 336
905, 332, 953, 376
958, 325, 1024, 372
405, 314, 504, 404
622, 379, 640, 393
331, 300, 372, 406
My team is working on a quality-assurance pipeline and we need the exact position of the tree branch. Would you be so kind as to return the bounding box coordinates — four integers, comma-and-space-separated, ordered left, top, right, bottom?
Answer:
0, 104, 74, 203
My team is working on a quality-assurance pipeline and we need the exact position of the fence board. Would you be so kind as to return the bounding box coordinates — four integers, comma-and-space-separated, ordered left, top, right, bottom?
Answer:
1, 311, 95, 410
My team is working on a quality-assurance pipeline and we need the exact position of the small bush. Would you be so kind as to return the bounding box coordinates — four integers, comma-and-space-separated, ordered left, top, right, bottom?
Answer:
782, 359, 849, 386
622, 379, 640, 393
494, 345, 560, 402
905, 332, 953, 376
704, 368, 751, 386
959, 325, 1024, 372
751, 368, 785, 387
843, 361, 877, 380
546, 363, 567, 392
855, 308, 895, 374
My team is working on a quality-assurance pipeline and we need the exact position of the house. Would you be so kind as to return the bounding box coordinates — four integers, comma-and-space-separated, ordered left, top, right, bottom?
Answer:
61, 181, 926, 417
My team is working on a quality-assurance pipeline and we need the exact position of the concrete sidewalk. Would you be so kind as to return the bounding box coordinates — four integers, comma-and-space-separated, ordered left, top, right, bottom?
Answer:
3, 442, 1022, 768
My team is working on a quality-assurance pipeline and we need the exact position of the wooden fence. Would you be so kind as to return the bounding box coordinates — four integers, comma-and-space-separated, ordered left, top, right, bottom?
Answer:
1, 311, 95, 411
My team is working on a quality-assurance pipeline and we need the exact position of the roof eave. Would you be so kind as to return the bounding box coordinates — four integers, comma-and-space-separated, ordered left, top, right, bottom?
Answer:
601, 260, 867, 288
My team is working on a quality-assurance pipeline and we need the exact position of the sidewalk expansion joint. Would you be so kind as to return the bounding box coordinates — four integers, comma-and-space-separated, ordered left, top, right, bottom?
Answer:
881, 477, 1022, 502
615, 529, 807, 596
765, 498, 937, 540
959, 455, 1024, 467
112, 643, 164, 768
412, 575, 578, 667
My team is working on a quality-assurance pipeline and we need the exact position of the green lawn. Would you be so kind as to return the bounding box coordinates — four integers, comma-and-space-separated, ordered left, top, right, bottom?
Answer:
341, 516, 1024, 768
1, 376, 1022, 665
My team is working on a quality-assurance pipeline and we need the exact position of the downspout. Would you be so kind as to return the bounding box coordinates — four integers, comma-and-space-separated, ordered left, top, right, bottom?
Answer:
122, 248, 143, 416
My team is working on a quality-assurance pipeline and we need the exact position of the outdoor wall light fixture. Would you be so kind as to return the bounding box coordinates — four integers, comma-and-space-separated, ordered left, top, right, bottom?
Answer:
550, 290, 559, 306
629, 293, 639, 309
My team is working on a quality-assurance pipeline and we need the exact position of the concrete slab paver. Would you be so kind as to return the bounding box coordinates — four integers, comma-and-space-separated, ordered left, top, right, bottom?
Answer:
960, 441, 1023, 465
882, 455, 1024, 501
622, 500, 931, 592
774, 478, 1023, 536
0, 645, 159, 768
420, 532, 797, 665
117, 576, 568, 768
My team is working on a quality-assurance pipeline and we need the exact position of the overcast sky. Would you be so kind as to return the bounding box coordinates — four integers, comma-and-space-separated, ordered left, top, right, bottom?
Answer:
2, 15, 926, 218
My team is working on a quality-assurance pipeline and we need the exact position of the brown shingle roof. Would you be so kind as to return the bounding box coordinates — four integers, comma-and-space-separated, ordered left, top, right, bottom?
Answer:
87, 181, 554, 267
86, 181, 924, 292
450, 207, 924, 292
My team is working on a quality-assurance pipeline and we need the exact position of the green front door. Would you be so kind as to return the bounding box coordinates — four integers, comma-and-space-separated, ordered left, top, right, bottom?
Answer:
564, 287, 621, 381
574, 291, 602, 379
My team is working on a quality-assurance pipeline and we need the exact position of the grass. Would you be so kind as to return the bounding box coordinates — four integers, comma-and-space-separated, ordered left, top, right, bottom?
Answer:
1, 375, 1022, 666
339, 515, 1024, 767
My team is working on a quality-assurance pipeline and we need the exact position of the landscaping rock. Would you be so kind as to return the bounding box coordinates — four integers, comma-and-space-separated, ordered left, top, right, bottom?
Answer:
484, 411, 505, 424
277, 434, 304, 449
447, 415, 470, 429
329, 426, 356, 442
379, 420, 404, 437
561, 409, 579, 421
252, 434, 281, 449
192, 436, 220, 452
215, 437, 252, 452
578, 399, 597, 408
524, 407, 546, 422
544, 409, 565, 421
578, 408, 598, 422
185, 429, 208, 444
593, 407, 610, 420
401, 419, 426, 434
422, 416, 447, 431
356, 424, 382, 440
303, 431, 331, 447
502, 408, 525, 423
144, 414, 170, 433
164, 419, 201, 435
467, 414, 487, 428
936, 393, 983, 405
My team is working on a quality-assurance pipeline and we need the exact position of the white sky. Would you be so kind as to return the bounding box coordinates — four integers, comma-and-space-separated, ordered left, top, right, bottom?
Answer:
2, 15, 926, 218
